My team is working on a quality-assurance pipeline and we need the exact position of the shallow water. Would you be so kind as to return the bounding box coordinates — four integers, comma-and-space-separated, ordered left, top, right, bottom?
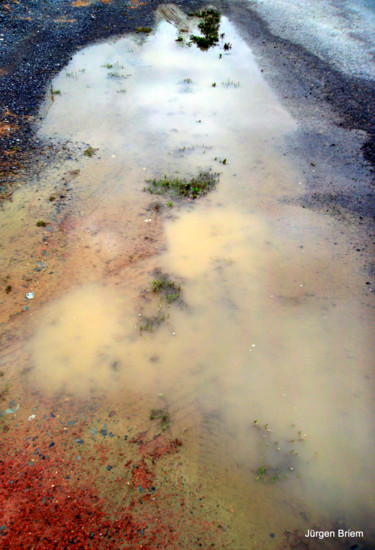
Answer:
4, 10, 375, 547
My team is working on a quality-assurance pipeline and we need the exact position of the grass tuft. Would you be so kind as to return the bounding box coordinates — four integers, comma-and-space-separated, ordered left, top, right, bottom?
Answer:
190, 9, 221, 50
145, 171, 218, 200
152, 273, 182, 305
135, 26, 152, 34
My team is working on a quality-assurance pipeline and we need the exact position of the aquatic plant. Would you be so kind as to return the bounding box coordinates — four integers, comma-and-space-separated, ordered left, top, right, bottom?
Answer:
83, 146, 97, 158
50, 86, 61, 102
152, 275, 181, 305
150, 408, 170, 431
107, 72, 126, 79
145, 171, 219, 199
222, 79, 240, 88
256, 465, 267, 481
139, 312, 165, 334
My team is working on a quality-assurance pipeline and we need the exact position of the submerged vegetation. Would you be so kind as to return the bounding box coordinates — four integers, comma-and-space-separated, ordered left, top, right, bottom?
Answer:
190, 9, 221, 50
150, 408, 170, 431
139, 312, 165, 334
138, 272, 184, 335
145, 171, 219, 200
152, 274, 182, 305
83, 146, 97, 158
50, 86, 61, 101
252, 420, 307, 483
222, 79, 240, 88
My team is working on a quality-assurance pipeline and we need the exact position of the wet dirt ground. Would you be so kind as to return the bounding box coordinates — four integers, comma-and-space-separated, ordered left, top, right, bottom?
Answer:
1, 2, 375, 549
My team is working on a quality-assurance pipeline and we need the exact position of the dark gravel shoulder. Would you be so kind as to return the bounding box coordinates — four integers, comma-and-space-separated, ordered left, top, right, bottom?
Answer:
0, 1, 157, 154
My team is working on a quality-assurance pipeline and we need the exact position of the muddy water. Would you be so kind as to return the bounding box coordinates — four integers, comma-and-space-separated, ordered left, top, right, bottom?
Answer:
3, 9, 375, 547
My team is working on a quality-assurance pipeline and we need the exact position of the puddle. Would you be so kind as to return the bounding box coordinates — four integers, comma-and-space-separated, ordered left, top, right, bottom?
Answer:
2, 7, 375, 547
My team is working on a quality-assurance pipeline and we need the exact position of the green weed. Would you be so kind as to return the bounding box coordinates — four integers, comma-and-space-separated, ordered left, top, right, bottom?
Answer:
135, 26, 152, 33
152, 274, 181, 305
190, 9, 221, 50
145, 171, 219, 200
150, 408, 170, 431
139, 312, 165, 334
107, 72, 126, 79
83, 146, 97, 158
222, 79, 240, 88
256, 465, 267, 481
